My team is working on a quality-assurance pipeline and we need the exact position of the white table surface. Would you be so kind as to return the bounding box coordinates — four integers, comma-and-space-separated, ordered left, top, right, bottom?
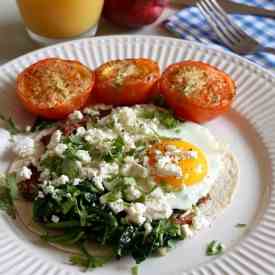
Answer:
0, 0, 179, 66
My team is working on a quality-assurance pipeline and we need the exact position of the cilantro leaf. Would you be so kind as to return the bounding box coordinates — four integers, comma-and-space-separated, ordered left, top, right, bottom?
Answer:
139, 108, 178, 129
0, 114, 22, 135
7, 173, 17, 200
70, 242, 112, 270
206, 240, 225, 256
0, 173, 17, 218
103, 136, 124, 162
158, 110, 178, 129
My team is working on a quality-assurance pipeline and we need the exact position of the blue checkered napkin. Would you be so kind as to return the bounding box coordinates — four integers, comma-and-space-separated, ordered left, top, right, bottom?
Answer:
164, 0, 275, 70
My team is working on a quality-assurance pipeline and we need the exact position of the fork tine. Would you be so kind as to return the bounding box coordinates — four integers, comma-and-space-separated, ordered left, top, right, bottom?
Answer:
202, 0, 241, 43
197, 0, 235, 49
208, 0, 247, 39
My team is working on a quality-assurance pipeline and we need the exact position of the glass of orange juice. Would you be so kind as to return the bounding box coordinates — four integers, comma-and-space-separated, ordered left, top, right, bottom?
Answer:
16, 0, 104, 45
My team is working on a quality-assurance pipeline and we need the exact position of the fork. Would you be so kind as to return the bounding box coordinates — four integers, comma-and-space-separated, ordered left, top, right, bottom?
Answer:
196, 0, 275, 55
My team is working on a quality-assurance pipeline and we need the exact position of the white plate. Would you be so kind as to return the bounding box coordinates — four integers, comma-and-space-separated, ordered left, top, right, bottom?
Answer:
0, 35, 274, 275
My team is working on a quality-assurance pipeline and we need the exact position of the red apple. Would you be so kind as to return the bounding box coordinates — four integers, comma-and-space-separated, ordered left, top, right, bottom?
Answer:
103, 0, 168, 29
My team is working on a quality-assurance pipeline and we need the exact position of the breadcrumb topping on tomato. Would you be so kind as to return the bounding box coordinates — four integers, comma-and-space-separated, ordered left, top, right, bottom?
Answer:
16, 58, 95, 119
172, 67, 229, 107
23, 61, 91, 108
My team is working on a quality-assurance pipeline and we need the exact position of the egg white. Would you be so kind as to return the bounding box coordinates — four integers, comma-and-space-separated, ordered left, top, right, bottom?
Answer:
156, 122, 224, 210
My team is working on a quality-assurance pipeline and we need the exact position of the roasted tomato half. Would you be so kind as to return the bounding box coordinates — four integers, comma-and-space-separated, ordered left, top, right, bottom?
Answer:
16, 58, 95, 120
159, 61, 236, 123
93, 58, 160, 105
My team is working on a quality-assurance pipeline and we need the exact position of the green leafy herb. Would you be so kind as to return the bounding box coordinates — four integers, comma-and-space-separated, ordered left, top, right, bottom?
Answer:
7, 173, 18, 200
103, 136, 124, 162
33, 177, 183, 266
206, 240, 225, 256
100, 191, 121, 203
0, 114, 22, 135
41, 229, 84, 245
40, 154, 79, 179
140, 109, 178, 129
45, 220, 81, 229
158, 110, 178, 129
131, 265, 139, 275
70, 242, 112, 270
0, 173, 17, 218
31, 117, 56, 132
140, 110, 155, 120
235, 223, 247, 228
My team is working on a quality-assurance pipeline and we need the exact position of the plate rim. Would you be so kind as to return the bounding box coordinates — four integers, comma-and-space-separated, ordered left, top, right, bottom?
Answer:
0, 34, 274, 275
1, 34, 275, 80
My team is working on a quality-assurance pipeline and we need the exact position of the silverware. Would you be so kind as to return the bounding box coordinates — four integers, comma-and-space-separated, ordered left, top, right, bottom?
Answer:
171, 0, 275, 18
196, 0, 275, 55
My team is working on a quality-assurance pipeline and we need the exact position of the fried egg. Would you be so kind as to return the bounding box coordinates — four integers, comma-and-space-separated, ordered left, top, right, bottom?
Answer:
150, 122, 223, 210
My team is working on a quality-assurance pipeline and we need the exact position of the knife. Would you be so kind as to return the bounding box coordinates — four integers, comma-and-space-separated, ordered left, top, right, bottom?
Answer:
170, 0, 275, 18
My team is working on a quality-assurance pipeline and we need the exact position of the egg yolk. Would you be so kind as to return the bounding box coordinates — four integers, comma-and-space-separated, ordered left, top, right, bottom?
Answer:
148, 139, 208, 189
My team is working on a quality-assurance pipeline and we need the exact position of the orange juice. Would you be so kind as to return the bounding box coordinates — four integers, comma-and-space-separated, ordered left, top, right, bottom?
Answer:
17, 0, 104, 39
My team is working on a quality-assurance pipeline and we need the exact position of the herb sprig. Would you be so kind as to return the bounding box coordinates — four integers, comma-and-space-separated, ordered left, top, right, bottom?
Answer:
140, 109, 178, 129
206, 240, 225, 256
0, 114, 22, 135
0, 173, 17, 218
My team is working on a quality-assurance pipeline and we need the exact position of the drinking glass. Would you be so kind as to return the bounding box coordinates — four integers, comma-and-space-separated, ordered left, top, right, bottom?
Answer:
16, 0, 104, 45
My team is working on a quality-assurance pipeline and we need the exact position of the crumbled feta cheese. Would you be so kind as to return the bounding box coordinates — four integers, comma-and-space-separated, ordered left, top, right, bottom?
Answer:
13, 137, 35, 158
73, 178, 82, 186
93, 104, 113, 111
99, 162, 119, 178
75, 161, 82, 169
145, 188, 173, 220
68, 110, 83, 121
117, 107, 137, 129
84, 128, 116, 145
55, 175, 69, 185
42, 182, 58, 198
181, 224, 194, 238
47, 130, 62, 149
54, 143, 67, 156
126, 203, 146, 225
109, 199, 125, 214
81, 167, 97, 178
121, 156, 148, 178
183, 150, 198, 160
25, 125, 32, 132
76, 150, 91, 163
144, 222, 152, 236
51, 215, 60, 223
121, 132, 136, 150
37, 191, 45, 198
83, 107, 100, 116
165, 145, 183, 160
76, 127, 86, 136
39, 168, 50, 181
154, 155, 182, 177
80, 167, 104, 191
125, 184, 142, 201
93, 176, 104, 191
17, 166, 32, 181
